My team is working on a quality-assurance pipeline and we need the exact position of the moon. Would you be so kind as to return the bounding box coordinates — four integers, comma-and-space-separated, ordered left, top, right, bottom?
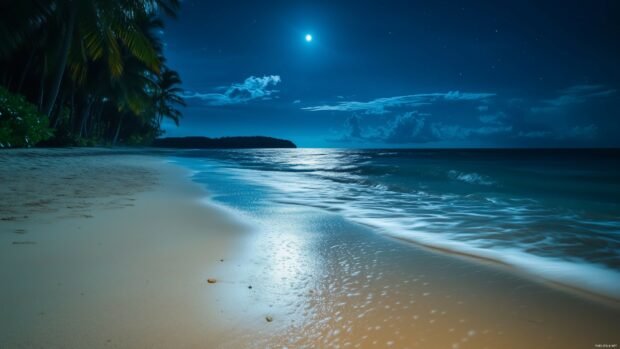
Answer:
305, 34, 312, 42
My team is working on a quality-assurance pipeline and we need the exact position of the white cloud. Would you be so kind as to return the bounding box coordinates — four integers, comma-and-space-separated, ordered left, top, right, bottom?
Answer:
303, 91, 495, 115
531, 84, 616, 113
383, 112, 429, 143
183, 75, 281, 105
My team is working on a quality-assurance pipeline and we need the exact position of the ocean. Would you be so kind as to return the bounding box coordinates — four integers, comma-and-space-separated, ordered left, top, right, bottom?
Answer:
171, 148, 620, 299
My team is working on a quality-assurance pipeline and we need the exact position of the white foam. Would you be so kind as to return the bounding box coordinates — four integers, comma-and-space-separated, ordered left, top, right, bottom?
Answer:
448, 170, 495, 186
355, 216, 620, 299
179, 156, 620, 301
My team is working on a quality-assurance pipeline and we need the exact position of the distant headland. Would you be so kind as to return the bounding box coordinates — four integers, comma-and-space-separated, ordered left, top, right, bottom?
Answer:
152, 136, 297, 149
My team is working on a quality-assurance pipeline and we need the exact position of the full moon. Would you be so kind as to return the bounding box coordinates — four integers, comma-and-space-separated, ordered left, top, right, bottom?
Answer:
305, 34, 312, 42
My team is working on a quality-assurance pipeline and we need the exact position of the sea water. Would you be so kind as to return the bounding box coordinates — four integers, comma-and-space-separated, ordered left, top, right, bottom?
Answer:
172, 148, 620, 298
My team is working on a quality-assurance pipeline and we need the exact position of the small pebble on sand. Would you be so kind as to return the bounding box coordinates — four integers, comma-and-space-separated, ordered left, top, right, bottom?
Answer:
265, 316, 273, 322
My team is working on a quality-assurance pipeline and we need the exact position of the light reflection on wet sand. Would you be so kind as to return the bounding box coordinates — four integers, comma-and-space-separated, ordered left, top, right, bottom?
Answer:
186, 148, 620, 300
205, 203, 620, 348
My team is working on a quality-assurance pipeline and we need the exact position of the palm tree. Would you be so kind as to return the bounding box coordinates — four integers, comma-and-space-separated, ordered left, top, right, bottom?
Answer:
153, 67, 185, 129
0, 0, 184, 147
42, 0, 178, 116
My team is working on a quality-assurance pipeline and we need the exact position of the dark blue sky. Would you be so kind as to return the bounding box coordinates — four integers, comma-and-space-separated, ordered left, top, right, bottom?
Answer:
162, 0, 620, 147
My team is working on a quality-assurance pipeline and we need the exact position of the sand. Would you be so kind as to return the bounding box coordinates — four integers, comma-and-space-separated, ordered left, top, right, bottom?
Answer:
0, 148, 248, 348
0, 148, 619, 348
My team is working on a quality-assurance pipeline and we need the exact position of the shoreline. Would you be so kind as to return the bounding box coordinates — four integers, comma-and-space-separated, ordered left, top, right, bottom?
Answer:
386, 234, 620, 309
176, 151, 620, 306
1, 148, 619, 348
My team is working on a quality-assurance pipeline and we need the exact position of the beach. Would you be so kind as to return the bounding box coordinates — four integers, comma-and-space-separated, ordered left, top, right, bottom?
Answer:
1, 148, 619, 348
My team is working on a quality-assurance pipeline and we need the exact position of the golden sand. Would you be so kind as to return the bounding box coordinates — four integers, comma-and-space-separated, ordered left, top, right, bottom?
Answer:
0, 149, 618, 348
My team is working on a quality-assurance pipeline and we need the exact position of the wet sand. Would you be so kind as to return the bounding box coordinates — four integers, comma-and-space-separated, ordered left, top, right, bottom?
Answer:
0, 148, 619, 348
198, 196, 620, 349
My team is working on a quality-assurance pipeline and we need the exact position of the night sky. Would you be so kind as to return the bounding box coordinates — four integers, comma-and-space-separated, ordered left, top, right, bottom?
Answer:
161, 0, 620, 148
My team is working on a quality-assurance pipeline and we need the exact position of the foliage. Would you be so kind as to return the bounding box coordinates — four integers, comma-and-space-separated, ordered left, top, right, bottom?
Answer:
0, 0, 184, 147
0, 87, 53, 148
153, 67, 186, 127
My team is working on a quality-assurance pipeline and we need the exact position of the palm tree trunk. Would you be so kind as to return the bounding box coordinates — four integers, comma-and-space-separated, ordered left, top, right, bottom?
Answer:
38, 55, 46, 109
16, 48, 36, 93
42, 5, 77, 117
93, 103, 104, 137
51, 91, 67, 127
112, 114, 125, 146
79, 99, 93, 138
68, 84, 76, 131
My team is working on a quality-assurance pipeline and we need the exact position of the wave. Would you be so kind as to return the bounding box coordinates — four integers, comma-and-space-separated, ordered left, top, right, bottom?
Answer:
351, 215, 620, 300
448, 170, 495, 186
173, 150, 620, 301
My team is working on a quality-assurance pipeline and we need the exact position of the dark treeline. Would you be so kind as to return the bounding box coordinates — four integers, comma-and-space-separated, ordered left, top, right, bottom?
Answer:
153, 136, 298, 149
0, 0, 185, 147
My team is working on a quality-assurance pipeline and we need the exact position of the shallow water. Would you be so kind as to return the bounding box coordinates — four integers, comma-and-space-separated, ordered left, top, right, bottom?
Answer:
172, 148, 620, 299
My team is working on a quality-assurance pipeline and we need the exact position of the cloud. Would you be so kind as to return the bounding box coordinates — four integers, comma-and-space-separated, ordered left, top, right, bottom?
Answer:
337, 111, 513, 145
345, 115, 363, 139
336, 112, 435, 143
303, 91, 496, 114
183, 75, 281, 105
479, 112, 506, 124
531, 84, 616, 113
431, 123, 513, 140
517, 130, 553, 139
564, 124, 599, 139
517, 125, 598, 140
326, 83, 617, 146
293, 99, 301, 104
383, 112, 435, 143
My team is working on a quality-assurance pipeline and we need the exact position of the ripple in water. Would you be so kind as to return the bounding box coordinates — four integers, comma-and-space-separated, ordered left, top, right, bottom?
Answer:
175, 148, 620, 299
